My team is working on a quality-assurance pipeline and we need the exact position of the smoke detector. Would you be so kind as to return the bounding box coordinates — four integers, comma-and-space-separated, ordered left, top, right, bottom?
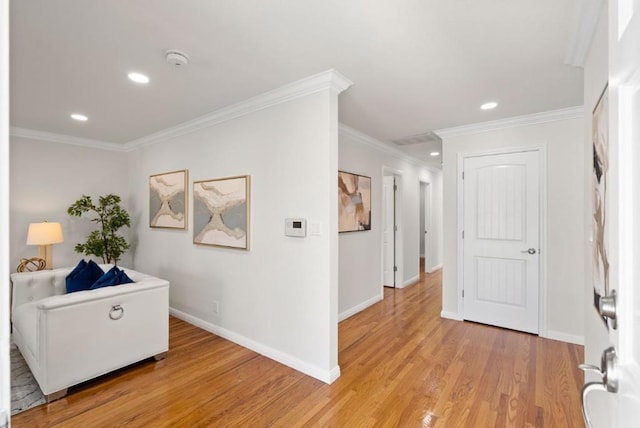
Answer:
165, 50, 189, 67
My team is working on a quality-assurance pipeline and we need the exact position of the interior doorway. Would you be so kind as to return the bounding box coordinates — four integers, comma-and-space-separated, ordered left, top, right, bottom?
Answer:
461, 149, 541, 334
382, 167, 403, 290
382, 175, 396, 287
420, 181, 431, 274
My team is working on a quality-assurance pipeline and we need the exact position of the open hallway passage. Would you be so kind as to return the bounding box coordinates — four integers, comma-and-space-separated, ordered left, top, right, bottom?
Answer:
13, 269, 584, 427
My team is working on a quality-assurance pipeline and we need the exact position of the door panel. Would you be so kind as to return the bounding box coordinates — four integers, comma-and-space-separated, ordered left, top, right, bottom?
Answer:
581, 2, 640, 426
463, 151, 540, 334
383, 176, 395, 287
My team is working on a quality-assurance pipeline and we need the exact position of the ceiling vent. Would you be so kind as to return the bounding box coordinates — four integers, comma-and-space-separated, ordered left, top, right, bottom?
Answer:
165, 50, 189, 67
392, 131, 442, 146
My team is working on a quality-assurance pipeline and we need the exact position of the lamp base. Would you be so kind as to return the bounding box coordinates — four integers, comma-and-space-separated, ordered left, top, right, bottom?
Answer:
38, 244, 53, 270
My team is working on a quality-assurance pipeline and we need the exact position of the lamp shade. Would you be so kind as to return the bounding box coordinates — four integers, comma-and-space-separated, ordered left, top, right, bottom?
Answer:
26, 222, 64, 245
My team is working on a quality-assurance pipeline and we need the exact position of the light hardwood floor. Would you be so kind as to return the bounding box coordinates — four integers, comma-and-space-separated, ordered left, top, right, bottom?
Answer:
13, 269, 585, 427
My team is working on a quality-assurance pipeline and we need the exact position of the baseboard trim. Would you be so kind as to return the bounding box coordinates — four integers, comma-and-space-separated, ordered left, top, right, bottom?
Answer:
339, 294, 382, 322
543, 330, 585, 345
169, 307, 340, 384
440, 310, 463, 321
429, 263, 443, 272
400, 275, 420, 288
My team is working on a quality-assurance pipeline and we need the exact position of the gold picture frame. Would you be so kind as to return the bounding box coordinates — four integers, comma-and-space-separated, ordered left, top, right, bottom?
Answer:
149, 169, 188, 229
193, 175, 250, 250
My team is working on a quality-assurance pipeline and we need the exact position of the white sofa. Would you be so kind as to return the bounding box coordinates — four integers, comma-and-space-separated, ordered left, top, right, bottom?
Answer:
10, 264, 169, 401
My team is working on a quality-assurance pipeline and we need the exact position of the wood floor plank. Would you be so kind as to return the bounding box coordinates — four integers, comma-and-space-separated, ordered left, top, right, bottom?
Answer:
12, 269, 585, 427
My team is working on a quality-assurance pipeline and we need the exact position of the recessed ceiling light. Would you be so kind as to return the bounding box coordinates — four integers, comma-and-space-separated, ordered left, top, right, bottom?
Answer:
481, 102, 498, 110
70, 113, 88, 121
430, 151, 440, 157
128, 72, 150, 84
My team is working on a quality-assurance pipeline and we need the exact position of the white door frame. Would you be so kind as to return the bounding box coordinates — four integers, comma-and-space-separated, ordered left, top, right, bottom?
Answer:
456, 146, 548, 336
1, 0, 10, 423
381, 166, 404, 294
420, 180, 433, 273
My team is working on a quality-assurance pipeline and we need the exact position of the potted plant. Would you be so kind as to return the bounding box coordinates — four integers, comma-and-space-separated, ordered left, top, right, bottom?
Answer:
67, 194, 131, 264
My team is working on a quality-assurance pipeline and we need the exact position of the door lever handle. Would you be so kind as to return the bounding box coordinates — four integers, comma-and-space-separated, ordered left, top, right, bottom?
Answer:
579, 346, 618, 428
578, 364, 603, 379
520, 248, 537, 254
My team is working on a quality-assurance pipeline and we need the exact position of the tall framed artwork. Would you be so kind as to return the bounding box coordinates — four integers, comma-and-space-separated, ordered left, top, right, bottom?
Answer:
338, 171, 371, 232
193, 175, 250, 250
149, 169, 188, 229
592, 84, 609, 325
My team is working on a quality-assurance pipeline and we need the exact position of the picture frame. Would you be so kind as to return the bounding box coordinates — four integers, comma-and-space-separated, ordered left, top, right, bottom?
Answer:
592, 83, 609, 326
149, 169, 188, 229
338, 170, 372, 232
193, 175, 250, 250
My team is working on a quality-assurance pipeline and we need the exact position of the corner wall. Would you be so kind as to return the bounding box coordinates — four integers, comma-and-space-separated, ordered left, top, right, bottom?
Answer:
127, 86, 341, 382
441, 114, 585, 343
338, 126, 443, 320
9, 137, 131, 270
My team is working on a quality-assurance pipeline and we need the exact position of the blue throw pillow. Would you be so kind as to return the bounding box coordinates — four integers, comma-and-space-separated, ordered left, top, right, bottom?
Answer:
90, 266, 121, 289
66, 260, 103, 293
118, 269, 134, 285
67, 259, 87, 279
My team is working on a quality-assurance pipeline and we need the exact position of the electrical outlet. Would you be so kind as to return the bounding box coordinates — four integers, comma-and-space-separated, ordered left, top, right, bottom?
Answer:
212, 301, 219, 315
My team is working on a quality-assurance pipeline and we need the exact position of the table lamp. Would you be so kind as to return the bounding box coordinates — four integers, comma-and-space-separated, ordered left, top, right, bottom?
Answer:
26, 221, 64, 270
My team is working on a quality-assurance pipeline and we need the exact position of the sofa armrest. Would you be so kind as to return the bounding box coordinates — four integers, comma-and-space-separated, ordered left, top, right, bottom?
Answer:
34, 279, 169, 394
37, 279, 169, 310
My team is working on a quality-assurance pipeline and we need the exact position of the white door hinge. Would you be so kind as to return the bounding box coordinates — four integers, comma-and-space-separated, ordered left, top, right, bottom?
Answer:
462, 230, 465, 239
393, 266, 398, 272
462, 290, 465, 298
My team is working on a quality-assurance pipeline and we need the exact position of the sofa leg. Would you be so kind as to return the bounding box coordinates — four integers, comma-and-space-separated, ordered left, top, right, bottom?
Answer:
154, 352, 168, 361
46, 389, 68, 402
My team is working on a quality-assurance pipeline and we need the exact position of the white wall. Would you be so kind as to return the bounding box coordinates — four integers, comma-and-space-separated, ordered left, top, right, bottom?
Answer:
9, 136, 131, 270
441, 115, 585, 342
338, 126, 443, 320
127, 89, 340, 382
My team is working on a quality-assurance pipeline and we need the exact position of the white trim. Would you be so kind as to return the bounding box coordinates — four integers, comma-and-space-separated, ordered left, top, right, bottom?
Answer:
430, 263, 443, 272
338, 294, 383, 322
340, 124, 440, 171
169, 307, 340, 384
9, 127, 127, 152
127, 69, 353, 149
543, 330, 585, 346
440, 310, 463, 321
435, 106, 584, 138
564, 0, 605, 67
457, 146, 548, 335
400, 275, 420, 288
9, 70, 353, 154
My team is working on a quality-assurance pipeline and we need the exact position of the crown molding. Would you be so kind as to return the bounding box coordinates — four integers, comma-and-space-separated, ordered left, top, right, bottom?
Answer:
10, 127, 127, 152
564, 0, 604, 67
434, 106, 584, 139
339, 124, 440, 171
126, 69, 353, 149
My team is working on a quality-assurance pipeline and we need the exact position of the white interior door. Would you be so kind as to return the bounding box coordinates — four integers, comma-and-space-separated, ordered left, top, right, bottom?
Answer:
462, 151, 540, 334
584, 1, 640, 426
423, 182, 431, 273
383, 175, 395, 287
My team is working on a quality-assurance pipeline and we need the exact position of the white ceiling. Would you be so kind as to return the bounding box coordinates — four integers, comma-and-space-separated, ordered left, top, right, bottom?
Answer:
10, 1, 583, 166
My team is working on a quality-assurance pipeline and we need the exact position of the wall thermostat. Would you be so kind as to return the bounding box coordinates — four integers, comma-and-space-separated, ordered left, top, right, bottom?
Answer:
285, 218, 307, 237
